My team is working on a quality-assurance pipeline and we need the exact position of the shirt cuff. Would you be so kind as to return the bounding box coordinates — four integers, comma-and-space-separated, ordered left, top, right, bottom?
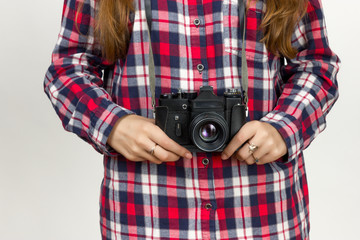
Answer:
260, 110, 304, 163
89, 98, 134, 156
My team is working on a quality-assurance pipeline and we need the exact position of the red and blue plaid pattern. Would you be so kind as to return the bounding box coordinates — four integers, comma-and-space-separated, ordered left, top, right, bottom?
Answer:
44, 0, 339, 239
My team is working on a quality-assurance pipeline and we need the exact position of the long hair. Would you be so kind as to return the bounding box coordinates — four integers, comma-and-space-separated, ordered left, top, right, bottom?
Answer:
257, 0, 308, 59
79, 0, 308, 63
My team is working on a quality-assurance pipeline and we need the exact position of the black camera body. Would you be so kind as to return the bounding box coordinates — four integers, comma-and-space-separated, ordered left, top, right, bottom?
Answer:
155, 86, 247, 152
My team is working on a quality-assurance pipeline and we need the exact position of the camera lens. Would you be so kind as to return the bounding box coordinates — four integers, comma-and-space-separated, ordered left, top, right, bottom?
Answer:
199, 124, 218, 142
189, 112, 228, 152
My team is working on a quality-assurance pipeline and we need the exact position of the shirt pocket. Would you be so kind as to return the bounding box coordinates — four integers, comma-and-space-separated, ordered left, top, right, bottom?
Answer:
222, 0, 268, 61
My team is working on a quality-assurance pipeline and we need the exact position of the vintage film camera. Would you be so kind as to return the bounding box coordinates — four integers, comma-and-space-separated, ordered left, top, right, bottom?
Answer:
155, 86, 247, 152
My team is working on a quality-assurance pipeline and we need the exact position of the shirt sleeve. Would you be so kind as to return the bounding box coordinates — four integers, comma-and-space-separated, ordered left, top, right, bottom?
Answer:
260, 0, 340, 163
43, 0, 133, 156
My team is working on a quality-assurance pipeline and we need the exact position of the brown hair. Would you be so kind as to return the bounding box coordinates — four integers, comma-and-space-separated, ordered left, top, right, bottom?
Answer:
94, 0, 134, 62
78, 0, 308, 63
257, 0, 308, 58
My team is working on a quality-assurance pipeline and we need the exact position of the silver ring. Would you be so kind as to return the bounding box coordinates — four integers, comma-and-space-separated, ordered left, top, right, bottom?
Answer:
149, 144, 158, 156
248, 142, 259, 154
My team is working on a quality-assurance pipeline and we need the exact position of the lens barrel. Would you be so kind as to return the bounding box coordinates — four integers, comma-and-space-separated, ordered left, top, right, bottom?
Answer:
189, 112, 228, 152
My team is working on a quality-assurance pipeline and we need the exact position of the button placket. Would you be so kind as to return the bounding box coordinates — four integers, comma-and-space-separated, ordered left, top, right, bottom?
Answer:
202, 158, 209, 166
197, 63, 205, 74
192, 17, 206, 75
205, 203, 212, 210
194, 18, 201, 27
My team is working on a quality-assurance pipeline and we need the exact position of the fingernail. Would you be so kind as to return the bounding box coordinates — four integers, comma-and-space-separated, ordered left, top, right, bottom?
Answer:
185, 153, 192, 159
221, 154, 228, 160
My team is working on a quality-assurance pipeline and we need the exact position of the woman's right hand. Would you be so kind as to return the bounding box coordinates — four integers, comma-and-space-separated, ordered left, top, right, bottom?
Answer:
107, 114, 193, 164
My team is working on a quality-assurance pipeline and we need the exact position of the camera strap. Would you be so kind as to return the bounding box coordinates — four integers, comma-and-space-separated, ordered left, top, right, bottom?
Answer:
145, 0, 249, 114
145, 0, 156, 112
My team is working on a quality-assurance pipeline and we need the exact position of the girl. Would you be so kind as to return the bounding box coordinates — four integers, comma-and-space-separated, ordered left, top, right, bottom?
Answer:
44, 0, 339, 239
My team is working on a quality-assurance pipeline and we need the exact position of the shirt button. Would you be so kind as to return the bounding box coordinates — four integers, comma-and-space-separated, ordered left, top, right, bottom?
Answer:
194, 18, 201, 26
205, 203, 212, 210
202, 158, 209, 166
197, 64, 205, 73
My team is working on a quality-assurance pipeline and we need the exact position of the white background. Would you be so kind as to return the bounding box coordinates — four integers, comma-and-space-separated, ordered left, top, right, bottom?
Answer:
0, 0, 358, 239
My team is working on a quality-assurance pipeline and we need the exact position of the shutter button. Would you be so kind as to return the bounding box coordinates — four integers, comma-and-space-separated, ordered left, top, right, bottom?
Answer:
194, 18, 201, 27
205, 203, 212, 210
202, 158, 209, 166
197, 64, 204, 74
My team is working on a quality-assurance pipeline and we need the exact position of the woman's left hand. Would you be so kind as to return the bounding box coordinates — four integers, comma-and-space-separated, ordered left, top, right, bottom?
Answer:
221, 121, 288, 165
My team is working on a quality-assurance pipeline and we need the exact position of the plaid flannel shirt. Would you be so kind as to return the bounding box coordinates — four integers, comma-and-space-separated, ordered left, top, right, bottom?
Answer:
44, 0, 340, 239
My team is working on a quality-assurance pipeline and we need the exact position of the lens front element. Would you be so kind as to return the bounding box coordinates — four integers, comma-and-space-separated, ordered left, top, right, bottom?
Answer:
199, 124, 218, 142
190, 112, 228, 152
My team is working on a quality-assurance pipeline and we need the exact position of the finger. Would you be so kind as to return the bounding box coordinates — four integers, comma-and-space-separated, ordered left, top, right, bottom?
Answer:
138, 136, 182, 163
221, 122, 257, 160
121, 149, 162, 164
136, 156, 162, 165
121, 135, 162, 164
135, 139, 167, 164
148, 125, 192, 159
150, 144, 181, 162
241, 136, 284, 165
237, 132, 269, 164
142, 152, 163, 165
246, 153, 259, 165
132, 131, 182, 163
135, 143, 163, 164
235, 132, 267, 161
255, 153, 283, 165
242, 146, 268, 165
